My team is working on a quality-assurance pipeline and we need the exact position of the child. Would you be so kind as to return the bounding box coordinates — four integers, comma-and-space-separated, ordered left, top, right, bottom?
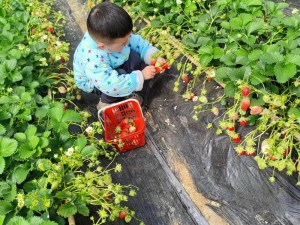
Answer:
73, 2, 166, 110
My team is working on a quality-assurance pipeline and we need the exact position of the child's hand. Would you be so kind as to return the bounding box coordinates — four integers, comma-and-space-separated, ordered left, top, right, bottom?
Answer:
142, 66, 156, 80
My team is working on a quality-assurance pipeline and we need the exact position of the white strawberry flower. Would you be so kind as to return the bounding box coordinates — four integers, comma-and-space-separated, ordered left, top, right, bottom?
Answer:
176, 0, 182, 4
66, 147, 74, 156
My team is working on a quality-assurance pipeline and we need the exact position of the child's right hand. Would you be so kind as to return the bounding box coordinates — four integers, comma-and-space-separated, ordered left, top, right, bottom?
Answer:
142, 66, 156, 80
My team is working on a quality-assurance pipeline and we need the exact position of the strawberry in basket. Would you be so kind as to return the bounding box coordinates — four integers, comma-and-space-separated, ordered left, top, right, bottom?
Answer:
114, 118, 137, 137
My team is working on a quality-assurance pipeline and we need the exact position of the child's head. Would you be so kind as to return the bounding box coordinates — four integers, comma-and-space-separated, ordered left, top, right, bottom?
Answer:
87, 2, 133, 52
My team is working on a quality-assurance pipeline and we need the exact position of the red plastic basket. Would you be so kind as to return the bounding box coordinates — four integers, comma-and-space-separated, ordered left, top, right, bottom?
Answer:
98, 99, 146, 153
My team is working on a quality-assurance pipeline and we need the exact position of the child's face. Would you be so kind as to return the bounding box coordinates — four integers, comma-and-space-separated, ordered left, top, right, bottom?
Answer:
98, 33, 131, 53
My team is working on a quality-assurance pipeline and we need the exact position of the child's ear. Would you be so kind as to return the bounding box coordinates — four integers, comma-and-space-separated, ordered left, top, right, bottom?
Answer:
97, 42, 105, 50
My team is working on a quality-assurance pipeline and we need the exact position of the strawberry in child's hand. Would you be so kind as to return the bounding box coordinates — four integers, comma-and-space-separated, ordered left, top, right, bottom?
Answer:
241, 87, 250, 97
241, 98, 250, 111
155, 67, 161, 73
161, 62, 169, 70
150, 59, 156, 66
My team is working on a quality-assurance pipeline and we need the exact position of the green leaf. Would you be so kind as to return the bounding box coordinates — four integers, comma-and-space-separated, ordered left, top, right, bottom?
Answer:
81, 145, 97, 157
247, 115, 259, 126
14, 133, 26, 142
10, 71, 23, 82
200, 54, 213, 67
20, 92, 31, 102
25, 125, 37, 137
285, 54, 300, 66
274, 63, 297, 83
125, 214, 132, 223
0, 157, 5, 174
62, 110, 82, 123
288, 108, 300, 119
260, 52, 284, 64
7, 216, 30, 225
0, 125, 5, 136
220, 54, 235, 66
40, 221, 59, 225
0, 215, 5, 225
213, 47, 224, 59
224, 82, 236, 97
248, 49, 263, 61
0, 137, 17, 157
5, 59, 17, 71
19, 143, 36, 159
150, 19, 163, 27
76, 204, 89, 216
12, 164, 30, 184
282, 16, 299, 27
230, 17, 243, 30
35, 107, 48, 119
182, 34, 203, 48
250, 72, 268, 85
74, 136, 87, 150
57, 203, 77, 218
28, 136, 39, 149
0, 111, 11, 120
0, 201, 13, 215
55, 191, 72, 199
247, 18, 265, 35
49, 107, 64, 122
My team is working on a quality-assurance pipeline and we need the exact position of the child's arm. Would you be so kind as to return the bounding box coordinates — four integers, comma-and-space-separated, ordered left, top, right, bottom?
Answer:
129, 34, 159, 65
85, 53, 144, 97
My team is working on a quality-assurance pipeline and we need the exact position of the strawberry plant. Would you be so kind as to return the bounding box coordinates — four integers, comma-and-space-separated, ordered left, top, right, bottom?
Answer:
99, 0, 300, 185
0, 0, 143, 224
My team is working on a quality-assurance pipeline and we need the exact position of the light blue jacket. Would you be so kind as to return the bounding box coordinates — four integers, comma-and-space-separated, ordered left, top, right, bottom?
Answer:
73, 32, 158, 97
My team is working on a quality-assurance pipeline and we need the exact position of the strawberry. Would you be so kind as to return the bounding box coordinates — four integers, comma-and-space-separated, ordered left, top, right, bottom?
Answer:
241, 98, 250, 111
232, 134, 241, 143
182, 75, 189, 83
250, 106, 262, 115
115, 126, 122, 134
60, 57, 66, 63
150, 59, 156, 66
268, 154, 276, 161
63, 104, 67, 110
207, 77, 214, 82
161, 63, 169, 70
283, 147, 290, 157
129, 125, 136, 133
239, 119, 248, 126
211, 107, 219, 116
119, 211, 126, 219
239, 150, 247, 155
241, 87, 250, 97
47, 27, 54, 33
227, 126, 235, 131
155, 67, 161, 73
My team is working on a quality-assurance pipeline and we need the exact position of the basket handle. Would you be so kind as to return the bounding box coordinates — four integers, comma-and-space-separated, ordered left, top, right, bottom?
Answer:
97, 98, 144, 130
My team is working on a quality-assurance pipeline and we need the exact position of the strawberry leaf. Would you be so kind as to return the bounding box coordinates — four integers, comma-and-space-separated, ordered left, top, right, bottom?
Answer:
285, 54, 300, 66
260, 52, 284, 64
248, 49, 263, 61
288, 108, 300, 119
57, 202, 77, 218
274, 62, 296, 83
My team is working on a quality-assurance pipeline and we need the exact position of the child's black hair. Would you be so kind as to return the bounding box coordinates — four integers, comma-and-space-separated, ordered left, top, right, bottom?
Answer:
87, 2, 133, 40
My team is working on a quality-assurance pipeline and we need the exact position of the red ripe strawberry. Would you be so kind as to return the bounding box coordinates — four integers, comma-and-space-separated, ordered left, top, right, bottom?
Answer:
250, 106, 262, 115
268, 154, 276, 161
155, 67, 161, 73
283, 147, 290, 157
182, 75, 189, 83
232, 134, 241, 143
227, 126, 235, 131
241, 87, 250, 97
241, 98, 250, 111
239, 150, 247, 155
63, 104, 67, 110
150, 59, 156, 66
60, 57, 66, 63
119, 211, 126, 219
162, 63, 169, 70
239, 120, 248, 126
207, 77, 214, 82
47, 27, 54, 33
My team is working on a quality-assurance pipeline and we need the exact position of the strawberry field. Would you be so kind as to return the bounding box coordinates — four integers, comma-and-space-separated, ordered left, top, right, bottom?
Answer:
0, 0, 300, 225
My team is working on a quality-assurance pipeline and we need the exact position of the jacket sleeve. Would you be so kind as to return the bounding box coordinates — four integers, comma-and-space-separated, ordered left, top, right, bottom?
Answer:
129, 34, 159, 65
85, 52, 144, 97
